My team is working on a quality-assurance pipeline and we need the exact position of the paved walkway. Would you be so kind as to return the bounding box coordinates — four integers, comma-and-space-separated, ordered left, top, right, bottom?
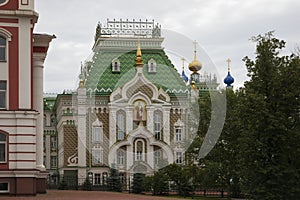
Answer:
0, 190, 187, 200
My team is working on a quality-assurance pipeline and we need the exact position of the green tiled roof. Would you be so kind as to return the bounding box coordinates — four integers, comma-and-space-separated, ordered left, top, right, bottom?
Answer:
85, 49, 188, 96
44, 97, 56, 111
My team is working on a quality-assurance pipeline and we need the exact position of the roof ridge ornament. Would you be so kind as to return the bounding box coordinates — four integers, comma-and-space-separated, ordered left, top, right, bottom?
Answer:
135, 38, 143, 67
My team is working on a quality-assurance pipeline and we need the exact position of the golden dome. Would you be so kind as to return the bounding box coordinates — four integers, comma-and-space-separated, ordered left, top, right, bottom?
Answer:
188, 40, 202, 73
188, 59, 202, 72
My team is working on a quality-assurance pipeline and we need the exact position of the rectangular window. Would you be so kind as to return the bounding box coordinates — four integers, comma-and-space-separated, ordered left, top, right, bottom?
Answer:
0, 183, 9, 193
154, 114, 161, 140
92, 148, 103, 165
136, 152, 142, 161
0, 37, 6, 61
94, 173, 101, 185
154, 150, 161, 166
0, 81, 6, 109
50, 136, 57, 149
0, 134, 6, 163
176, 152, 182, 164
117, 114, 125, 140
175, 128, 182, 142
50, 156, 57, 168
93, 127, 101, 142
117, 150, 124, 165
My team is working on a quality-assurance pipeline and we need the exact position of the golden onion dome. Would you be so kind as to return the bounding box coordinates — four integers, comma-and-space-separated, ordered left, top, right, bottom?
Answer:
188, 40, 202, 73
188, 59, 202, 72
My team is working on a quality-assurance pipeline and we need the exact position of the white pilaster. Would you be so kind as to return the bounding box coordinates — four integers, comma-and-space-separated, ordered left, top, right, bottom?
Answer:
146, 107, 154, 134
109, 106, 117, 147
125, 106, 133, 133
77, 86, 87, 171
19, 18, 32, 109
163, 106, 171, 145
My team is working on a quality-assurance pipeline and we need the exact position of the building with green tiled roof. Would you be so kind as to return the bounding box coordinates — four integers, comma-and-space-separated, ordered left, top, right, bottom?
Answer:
46, 19, 220, 189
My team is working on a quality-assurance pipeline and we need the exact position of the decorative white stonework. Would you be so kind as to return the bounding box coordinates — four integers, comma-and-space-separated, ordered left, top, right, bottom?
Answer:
67, 149, 78, 166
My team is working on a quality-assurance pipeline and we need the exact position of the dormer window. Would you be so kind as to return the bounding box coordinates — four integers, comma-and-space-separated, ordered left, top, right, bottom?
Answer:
112, 58, 120, 72
148, 58, 156, 73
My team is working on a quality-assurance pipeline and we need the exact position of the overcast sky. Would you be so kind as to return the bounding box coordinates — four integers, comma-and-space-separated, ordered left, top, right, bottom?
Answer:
34, 0, 300, 93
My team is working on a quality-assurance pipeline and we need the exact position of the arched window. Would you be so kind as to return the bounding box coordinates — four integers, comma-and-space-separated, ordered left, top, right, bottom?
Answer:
117, 111, 125, 141
154, 111, 162, 140
117, 149, 125, 165
112, 58, 120, 72
135, 139, 145, 161
0, 36, 6, 61
148, 58, 157, 73
0, 133, 7, 163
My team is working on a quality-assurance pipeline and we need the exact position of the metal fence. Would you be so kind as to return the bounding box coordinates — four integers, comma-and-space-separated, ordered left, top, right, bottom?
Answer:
47, 176, 234, 198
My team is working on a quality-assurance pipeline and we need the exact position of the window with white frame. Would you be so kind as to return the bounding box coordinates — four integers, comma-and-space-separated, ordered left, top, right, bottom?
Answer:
50, 136, 57, 149
92, 147, 103, 165
112, 58, 120, 72
92, 119, 103, 143
0, 133, 7, 163
50, 156, 57, 168
0, 81, 6, 109
154, 111, 162, 140
175, 151, 183, 164
175, 127, 182, 142
154, 149, 162, 166
94, 173, 101, 185
135, 140, 143, 161
148, 58, 157, 73
117, 149, 125, 165
93, 127, 101, 142
174, 119, 184, 143
117, 111, 125, 141
0, 182, 9, 193
0, 36, 6, 61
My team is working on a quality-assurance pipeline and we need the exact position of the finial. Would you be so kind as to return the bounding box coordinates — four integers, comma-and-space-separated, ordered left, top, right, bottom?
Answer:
193, 40, 198, 60
226, 58, 231, 72
181, 57, 185, 70
135, 38, 143, 67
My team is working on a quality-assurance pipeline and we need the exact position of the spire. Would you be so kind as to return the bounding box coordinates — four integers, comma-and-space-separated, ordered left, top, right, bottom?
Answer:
79, 62, 85, 88
227, 58, 231, 72
224, 58, 234, 87
181, 58, 189, 82
193, 40, 197, 60
135, 38, 143, 67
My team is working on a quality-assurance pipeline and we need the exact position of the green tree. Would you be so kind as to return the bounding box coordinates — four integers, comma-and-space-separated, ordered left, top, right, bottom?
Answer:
132, 173, 145, 194
151, 171, 169, 195
239, 32, 300, 199
107, 168, 122, 192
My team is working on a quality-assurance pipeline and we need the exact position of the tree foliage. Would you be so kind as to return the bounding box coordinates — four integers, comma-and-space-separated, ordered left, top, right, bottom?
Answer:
239, 32, 300, 199
107, 168, 122, 192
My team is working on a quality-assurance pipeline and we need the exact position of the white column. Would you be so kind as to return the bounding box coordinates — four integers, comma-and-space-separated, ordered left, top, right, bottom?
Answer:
163, 106, 171, 145
33, 54, 46, 171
